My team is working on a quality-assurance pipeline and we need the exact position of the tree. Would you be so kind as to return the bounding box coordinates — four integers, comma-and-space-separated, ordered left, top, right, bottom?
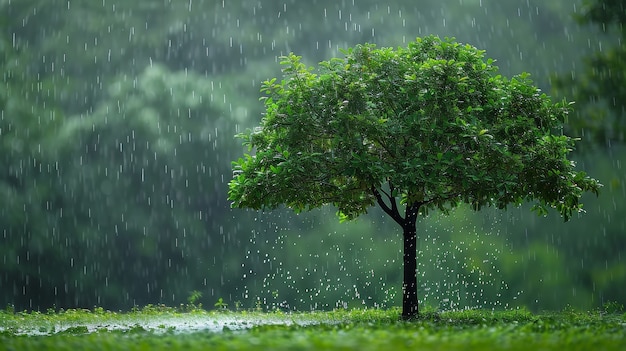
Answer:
228, 36, 600, 319
44, 64, 238, 309
553, 0, 626, 145
0, 16, 71, 310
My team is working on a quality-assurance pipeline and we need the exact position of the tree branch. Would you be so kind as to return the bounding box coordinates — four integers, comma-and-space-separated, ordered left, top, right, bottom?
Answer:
388, 181, 401, 217
371, 185, 404, 226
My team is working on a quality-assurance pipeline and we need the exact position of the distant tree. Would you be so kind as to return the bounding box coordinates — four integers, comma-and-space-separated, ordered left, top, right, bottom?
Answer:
553, 0, 626, 145
0, 24, 71, 310
228, 36, 600, 319
49, 64, 238, 309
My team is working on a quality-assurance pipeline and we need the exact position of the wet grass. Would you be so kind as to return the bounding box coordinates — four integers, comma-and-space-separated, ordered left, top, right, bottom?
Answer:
1, 305, 625, 350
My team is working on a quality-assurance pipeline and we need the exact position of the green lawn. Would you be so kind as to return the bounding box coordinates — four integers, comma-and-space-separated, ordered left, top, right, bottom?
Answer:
1, 306, 624, 350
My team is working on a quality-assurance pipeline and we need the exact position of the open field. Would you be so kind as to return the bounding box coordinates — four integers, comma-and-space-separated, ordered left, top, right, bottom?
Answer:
1, 306, 625, 350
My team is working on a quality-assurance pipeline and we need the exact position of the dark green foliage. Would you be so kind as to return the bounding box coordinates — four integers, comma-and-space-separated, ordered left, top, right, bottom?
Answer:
576, 0, 626, 26
554, 0, 626, 144
1, 58, 240, 309
0, 20, 70, 310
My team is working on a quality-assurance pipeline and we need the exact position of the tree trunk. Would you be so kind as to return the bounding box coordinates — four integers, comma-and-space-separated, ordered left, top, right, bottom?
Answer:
370, 186, 421, 320
401, 204, 420, 320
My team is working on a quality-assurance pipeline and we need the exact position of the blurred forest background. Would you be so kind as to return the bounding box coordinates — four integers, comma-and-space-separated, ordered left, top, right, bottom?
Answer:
1, 0, 624, 312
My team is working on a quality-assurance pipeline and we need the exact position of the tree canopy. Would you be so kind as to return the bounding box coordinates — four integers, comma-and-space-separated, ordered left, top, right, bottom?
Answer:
229, 36, 600, 223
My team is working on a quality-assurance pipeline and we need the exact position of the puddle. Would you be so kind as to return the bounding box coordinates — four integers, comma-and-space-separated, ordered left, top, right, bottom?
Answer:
0, 313, 333, 336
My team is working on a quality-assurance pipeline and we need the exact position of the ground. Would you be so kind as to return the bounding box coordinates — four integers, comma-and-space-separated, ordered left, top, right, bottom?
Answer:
1, 306, 625, 350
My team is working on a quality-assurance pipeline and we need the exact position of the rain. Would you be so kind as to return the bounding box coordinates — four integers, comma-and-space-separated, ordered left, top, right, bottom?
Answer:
1, 0, 624, 316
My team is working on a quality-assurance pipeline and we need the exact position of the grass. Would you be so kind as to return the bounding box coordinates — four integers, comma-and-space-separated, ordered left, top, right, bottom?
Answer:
1, 305, 625, 350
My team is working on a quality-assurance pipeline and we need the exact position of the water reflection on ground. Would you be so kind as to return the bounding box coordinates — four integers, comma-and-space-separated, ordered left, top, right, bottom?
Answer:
0, 312, 333, 336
